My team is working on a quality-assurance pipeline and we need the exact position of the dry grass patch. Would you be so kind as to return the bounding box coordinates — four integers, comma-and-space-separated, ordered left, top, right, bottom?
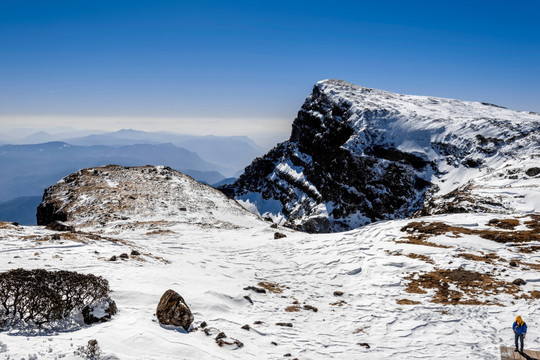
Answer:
405, 268, 518, 305
0, 222, 20, 230
488, 218, 520, 230
258, 281, 287, 294
456, 252, 501, 264
515, 245, 540, 254
285, 305, 301, 312
145, 229, 176, 236
396, 299, 421, 305
401, 220, 540, 245
330, 300, 347, 306
353, 326, 370, 334
405, 253, 435, 264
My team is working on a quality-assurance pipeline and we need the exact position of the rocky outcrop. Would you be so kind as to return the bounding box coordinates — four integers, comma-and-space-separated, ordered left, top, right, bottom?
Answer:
36, 165, 262, 231
221, 80, 540, 233
156, 289, 194, 331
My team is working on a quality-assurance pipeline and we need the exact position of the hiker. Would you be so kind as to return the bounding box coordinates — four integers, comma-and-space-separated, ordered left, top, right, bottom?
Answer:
513, 315, 527, 352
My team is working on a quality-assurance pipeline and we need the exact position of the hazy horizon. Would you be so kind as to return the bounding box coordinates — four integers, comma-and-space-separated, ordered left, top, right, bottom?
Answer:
1, 1, 539, 141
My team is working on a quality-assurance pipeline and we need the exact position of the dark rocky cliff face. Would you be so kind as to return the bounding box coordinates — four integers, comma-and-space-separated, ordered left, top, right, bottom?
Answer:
220, 82, 432, 232
220, 80, 540, 233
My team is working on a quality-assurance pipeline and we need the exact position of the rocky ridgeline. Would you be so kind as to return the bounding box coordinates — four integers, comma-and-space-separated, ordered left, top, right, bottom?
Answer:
37, 165, 261, 231
221, 79, 540, 233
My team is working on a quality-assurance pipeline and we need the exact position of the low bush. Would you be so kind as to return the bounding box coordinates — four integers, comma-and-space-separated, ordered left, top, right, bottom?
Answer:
0, 268, 111, 328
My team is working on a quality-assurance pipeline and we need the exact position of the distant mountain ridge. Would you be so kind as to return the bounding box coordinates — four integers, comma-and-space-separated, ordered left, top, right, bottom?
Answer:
64, 129, 265, 177
221, 79, 540, 232
0, 142, 227, 206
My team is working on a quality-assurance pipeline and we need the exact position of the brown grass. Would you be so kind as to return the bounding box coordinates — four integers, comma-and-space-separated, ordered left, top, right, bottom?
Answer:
0, 222, 20, 229
353, 326, 370, 334
401, 219, 540, 245
330, 300, 347, 306
258, 281, 287, 294
396, 299, 421, 305
456, 252, 501, 264
405, 268, 518, 305
488, 218, 520, 230
405, 253, 435, 264
285, 305, 301, 312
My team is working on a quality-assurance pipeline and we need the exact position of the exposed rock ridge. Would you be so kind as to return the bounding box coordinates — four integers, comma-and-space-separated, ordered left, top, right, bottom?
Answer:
220, 79, 540, 233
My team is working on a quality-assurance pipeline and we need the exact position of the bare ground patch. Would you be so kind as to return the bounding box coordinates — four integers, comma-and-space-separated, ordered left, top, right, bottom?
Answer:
258, 281, 288, 294
405, 253, 435, 264
400, 218, 540, 245
405, 268, 518, 305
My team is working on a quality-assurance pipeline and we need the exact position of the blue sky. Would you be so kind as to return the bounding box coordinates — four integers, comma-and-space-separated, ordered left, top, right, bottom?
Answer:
1, 0, 539, 139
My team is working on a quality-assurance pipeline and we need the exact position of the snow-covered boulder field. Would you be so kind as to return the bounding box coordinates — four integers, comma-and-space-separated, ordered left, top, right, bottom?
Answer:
1, 164, 540, 359
220, 80, 540, 232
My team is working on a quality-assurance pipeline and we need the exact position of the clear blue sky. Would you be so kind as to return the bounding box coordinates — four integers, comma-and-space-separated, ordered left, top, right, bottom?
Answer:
1, 0, 539, 137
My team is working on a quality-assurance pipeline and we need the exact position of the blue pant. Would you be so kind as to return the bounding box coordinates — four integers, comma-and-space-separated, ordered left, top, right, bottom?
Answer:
515, 333, 524, 350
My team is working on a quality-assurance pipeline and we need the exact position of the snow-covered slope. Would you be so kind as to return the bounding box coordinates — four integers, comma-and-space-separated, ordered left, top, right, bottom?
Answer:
1, 209, 540, 359
221, 80, 540, 232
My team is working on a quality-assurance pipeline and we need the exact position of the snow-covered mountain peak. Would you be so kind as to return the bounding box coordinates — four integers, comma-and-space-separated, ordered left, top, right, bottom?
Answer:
222, 80, 540, 232
37, 165, 263, 232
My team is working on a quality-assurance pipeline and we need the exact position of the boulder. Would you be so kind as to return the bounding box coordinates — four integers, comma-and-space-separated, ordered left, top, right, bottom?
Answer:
156, 289, 194, 331
82, 297, 117, 325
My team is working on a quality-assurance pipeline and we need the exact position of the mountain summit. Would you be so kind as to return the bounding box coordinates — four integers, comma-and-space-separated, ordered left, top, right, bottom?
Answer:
220, 79, 540, 232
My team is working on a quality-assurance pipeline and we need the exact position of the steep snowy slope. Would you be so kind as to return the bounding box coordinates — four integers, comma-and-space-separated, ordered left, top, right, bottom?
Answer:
221, 80, 540, 232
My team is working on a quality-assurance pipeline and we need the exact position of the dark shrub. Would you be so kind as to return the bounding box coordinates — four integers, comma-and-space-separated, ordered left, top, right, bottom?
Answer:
0, 268, 112, 328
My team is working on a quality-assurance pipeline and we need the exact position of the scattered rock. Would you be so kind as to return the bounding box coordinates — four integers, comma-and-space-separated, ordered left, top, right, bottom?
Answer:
276, 322, 293, 327
119, 253, 129, 260
358, 342, 371, 349
109, 255, 117, 261
270, 223, 278, 229
45, 221, 75, 232
243, 295, 253, 304
513, 278, 527, 286
241, 324, 250, 331
526, 167, 540, 177
156, 289, 194, 331
274, 232, 287, 239
130, 250, 141, 256
254, 321, 263, 325
333, 291, 344, 297
214, 332, 243, 348
200, 321, 207, 329
82, 297, 117, 325
303, 305, 318, 312
243, 286, 266, 294
271, 341, 278, 346
509, 261, 518, 267
284, 354, 292, 357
